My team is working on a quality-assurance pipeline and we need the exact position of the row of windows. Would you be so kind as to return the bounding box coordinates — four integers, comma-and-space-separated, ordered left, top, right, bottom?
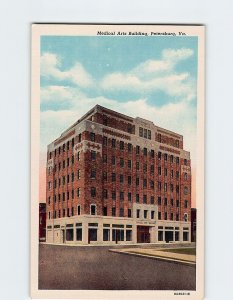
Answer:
49, 135, 82, 159
48, 189, 189, 210
48, 205, 188, 221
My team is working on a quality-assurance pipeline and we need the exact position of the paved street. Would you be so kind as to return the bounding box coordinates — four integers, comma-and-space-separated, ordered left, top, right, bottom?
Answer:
39, 244, 196, 290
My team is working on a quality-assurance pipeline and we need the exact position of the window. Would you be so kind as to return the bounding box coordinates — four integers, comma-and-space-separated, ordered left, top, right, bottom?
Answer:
58, 147, 61, 155
120, 141, 124, 150
88, 228, 97, 241
127, 124, 132, 134
128, 209, 132, 218
112, 138, 116, 148
112, 191, 116, 200
170, 184, 174, 192
136, 161, 140, 170
170, 213, 173, 220
184, 159, 187, 165
143, 179, 147, 188
136, 177, 139, 186
136, 145, 140, 154
112, 207, 116, 216
170, 155, 174, 163
164, 198, 167, 206
176, 140, 179, 148
165, 168, 167, 176
150, 180, 154, 189
150, 196, 155, 204
120, 208, 124, 217
164, 212, 167, 220
128, 143, 132, 152
158, 167, 161, 175
183, 231, 189, 241
144, 128, 148, 138
72, 189, 74, 199
184, 187, 189, 195
67, 208, 70, 217
143, 195, 147, 204
72, 172, 74, 182
164, 183, 167, 192
144, 210, 148, 219
158, 197, 161, 205
170, 199, 174, 206
128, 160, 132, 169
91, 151, 96, 160
66, 228, 74, 242
126, 230, 132, 241
176, 157, 180, 164
128, 192, 132, 202
158, 133, 161, 142
90, 204, 96, 215
184, 213, 188, 222
158, 181, 161, 191
54, 195, 57, 203
48, 196, 51, 205
120, 158, 124, 168
148, 130, 151, 140
91, 169, 96, 179
67, 157, 70, 167
136, 194, 139, 203
103, 228, 110, 241
78, 133, 82, 142
176, 171, 179, 179
120, 174, 124, 183
185, 200, 188, 208
103, 189, 108, 199
176, 213, 179, 221
158, 151, 161, 160
176, 200, 179, 207
112, 173, 116, 182
67, 174, 70, 184
184, 172, 188, 180
164, 153, 168, 161
128, 176, 132, 185
58, 162, 61, 171
48, 181, 52, 190
151, 149, 154, 158
120, 192, 124, 201
112, 156, 116, 165
67, 191, 69, 200
136, 209, 140, 218
63, 160, 65, 169
77, 169, 81, 180
171, 170, 174, 178
77, 151, 80, 161
143, 164, 147, 173
91, 187, 96, 197
72, 138, 74, 147
71, 207, 74, 216
158, 212, 161, 220
103, 136, 107, 145
62, 193, 65, 201
143, 147, 147, 156
150, 164, 154, 174
151, 211, 155, 219
63, 209, 65, 217
76, 226, 82, 241
103, 206, 107, 216
139, 127, 143, 137
176, 185, 180, 193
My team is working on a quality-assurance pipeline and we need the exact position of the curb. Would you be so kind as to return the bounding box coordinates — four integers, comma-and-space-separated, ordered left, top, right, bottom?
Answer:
109, 249, 196, 267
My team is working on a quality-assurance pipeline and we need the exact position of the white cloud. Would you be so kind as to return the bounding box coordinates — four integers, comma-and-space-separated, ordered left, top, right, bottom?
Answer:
101, 48, 196, 101
41, 52, 94, 88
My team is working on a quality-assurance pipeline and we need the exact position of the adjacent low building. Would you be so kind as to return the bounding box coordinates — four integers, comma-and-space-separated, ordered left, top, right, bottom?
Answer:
46, 105, 192, 245
39, 203, 46, 242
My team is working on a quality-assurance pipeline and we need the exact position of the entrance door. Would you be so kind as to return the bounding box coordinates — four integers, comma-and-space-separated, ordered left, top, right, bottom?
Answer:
61, 229, 65, 243
137, 226, 150, 243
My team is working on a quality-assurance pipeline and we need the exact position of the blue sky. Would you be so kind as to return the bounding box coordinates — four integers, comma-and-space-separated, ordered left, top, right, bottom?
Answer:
40, 35, 198, 165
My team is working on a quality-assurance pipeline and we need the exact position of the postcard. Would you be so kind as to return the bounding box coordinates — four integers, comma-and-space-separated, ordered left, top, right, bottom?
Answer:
31, 24, 205, 299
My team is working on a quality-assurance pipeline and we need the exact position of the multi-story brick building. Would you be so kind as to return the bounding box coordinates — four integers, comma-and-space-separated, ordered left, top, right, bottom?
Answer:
46, 105, 191, 244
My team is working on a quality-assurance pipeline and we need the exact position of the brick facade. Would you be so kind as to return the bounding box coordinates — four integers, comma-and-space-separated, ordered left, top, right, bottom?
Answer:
46, 105, 191, 244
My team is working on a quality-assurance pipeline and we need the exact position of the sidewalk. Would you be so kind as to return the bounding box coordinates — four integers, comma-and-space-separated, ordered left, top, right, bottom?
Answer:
109, 247, 196, 266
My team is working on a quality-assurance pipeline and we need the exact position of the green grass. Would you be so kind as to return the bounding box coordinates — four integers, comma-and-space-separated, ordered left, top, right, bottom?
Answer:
160, 248, 196, 255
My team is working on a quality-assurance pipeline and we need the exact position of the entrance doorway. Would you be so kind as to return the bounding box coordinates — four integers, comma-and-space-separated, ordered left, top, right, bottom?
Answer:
137, 226, 150, 243
165, 231, 173, 243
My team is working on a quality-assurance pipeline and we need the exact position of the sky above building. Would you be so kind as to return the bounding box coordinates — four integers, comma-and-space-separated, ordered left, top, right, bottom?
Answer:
40, 35, 198, 206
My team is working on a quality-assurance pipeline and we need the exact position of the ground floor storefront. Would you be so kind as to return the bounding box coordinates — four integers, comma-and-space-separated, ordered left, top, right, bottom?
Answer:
46, 215, 191, 245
